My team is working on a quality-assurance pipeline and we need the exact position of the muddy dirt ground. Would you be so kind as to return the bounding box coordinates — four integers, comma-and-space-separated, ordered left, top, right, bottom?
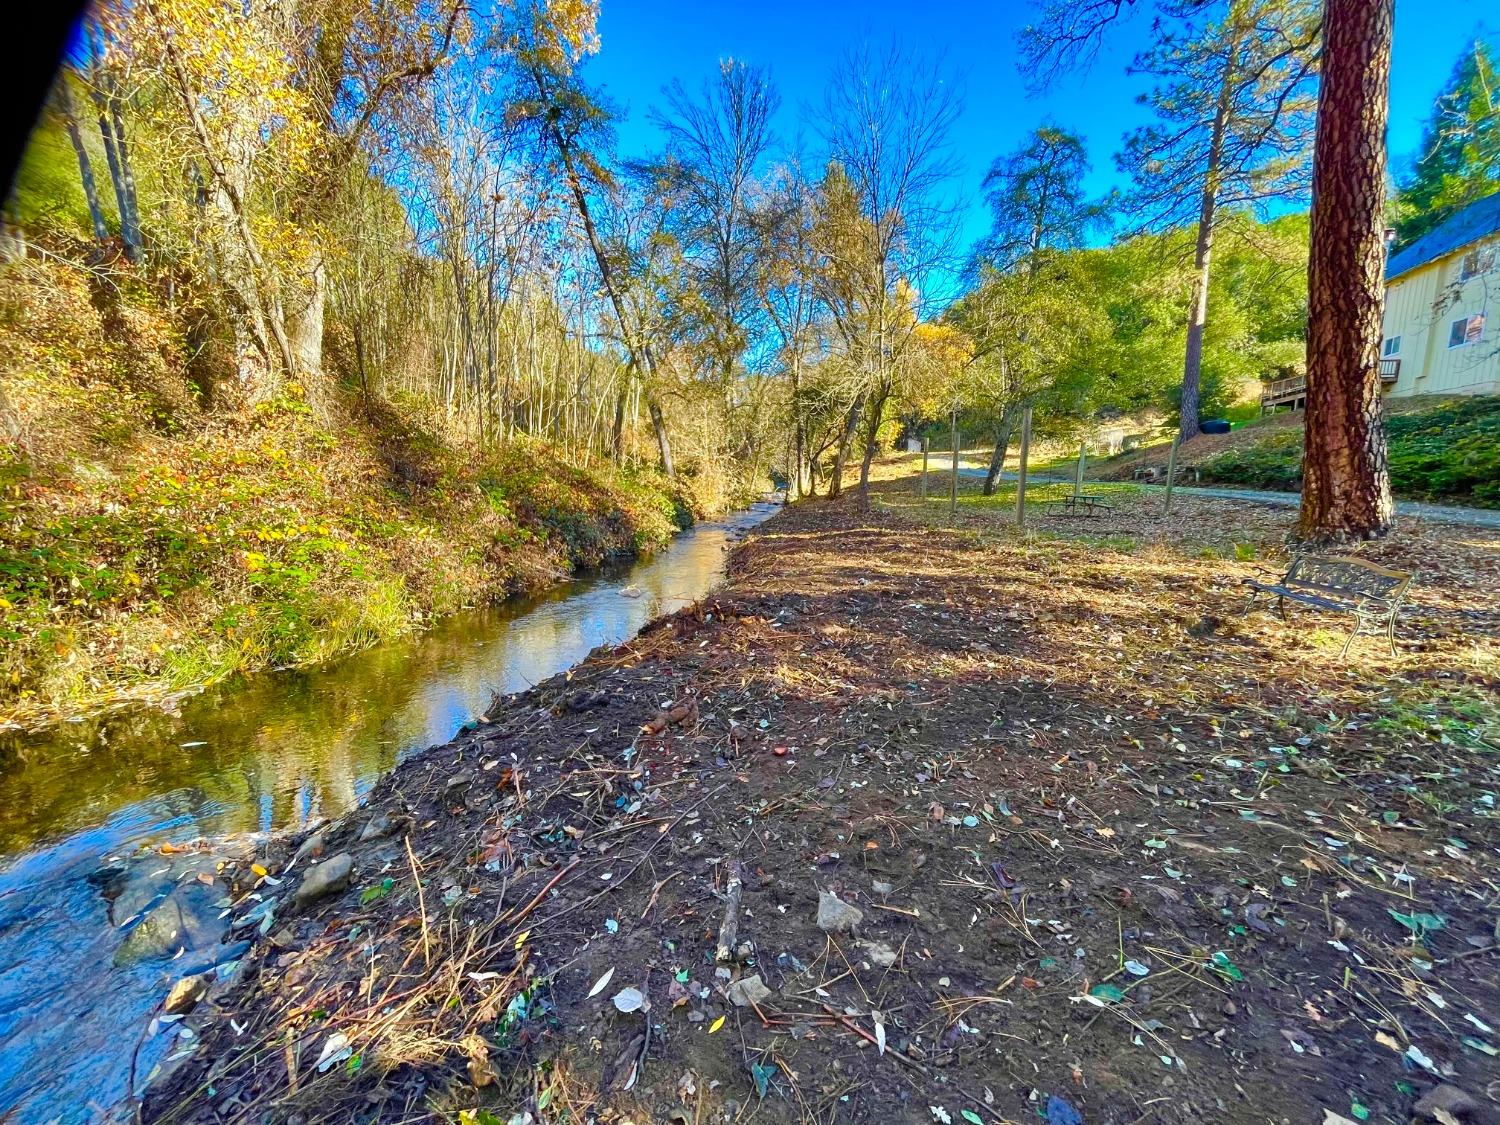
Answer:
140, 469, 1500, 1125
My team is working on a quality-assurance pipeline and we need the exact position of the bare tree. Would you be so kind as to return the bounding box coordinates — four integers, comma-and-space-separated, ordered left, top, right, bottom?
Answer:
816, 41, 961, 502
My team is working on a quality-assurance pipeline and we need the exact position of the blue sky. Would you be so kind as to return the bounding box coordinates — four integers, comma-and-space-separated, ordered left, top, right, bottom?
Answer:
584, 0, 1496, 257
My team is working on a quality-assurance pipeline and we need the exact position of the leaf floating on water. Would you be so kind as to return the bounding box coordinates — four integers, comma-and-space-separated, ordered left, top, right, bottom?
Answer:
586, 967, 615, 998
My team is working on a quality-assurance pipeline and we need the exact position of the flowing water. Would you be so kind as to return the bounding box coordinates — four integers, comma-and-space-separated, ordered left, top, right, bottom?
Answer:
0, 503, 779, 1123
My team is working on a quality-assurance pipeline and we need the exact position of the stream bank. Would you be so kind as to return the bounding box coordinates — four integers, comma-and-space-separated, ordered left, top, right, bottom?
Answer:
137, 485, 1500, 1125
0, 503, 778, 1125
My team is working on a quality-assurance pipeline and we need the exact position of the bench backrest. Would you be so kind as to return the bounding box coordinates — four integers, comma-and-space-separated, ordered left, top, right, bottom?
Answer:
1284, 555, 1412, 602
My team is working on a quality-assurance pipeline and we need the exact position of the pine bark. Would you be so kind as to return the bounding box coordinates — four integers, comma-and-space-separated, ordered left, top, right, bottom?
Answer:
1297, 0, 1395, 540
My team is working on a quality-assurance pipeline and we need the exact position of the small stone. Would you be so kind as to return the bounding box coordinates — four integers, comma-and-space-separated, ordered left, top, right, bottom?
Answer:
292, 832, 326, 866
872, 880, 893, 895
1414, 1085, 1478, 1121
726, 974, 773, 1008
860, 941, 898, 968
359, 811, 399, 842
686, 1009, 706, 1023
445, 771, 474, 795
165, 973, 210, 1014
816, 890, 863, 934
294, 853, 353, 905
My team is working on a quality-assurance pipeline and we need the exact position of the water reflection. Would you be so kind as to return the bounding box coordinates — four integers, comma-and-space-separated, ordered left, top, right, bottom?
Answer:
0, 502, 777, 1124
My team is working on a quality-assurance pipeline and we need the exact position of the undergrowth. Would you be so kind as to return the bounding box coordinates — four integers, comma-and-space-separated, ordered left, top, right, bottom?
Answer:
1197, 396, 1500, 506
0, 257, 707, 727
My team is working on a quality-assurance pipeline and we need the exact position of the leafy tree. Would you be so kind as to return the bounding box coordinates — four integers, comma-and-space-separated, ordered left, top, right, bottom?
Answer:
975, 126, 1099, 274
965, 125, 1103, 491
1117, 0, 1319, 439
1393, 36, 1500, 247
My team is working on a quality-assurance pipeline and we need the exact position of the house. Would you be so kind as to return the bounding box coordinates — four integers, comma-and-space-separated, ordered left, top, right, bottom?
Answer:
1262, 191, 1499, 412
1380, 191, 1499, 398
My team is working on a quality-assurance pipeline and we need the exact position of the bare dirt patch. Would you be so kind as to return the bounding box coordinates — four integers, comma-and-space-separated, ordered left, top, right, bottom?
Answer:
141, 471, 1500, 1125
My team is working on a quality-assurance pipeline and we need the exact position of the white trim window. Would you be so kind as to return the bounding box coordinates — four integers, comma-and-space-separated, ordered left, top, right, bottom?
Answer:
1382, 335, 1401, 356
1448, 313, 1485, 348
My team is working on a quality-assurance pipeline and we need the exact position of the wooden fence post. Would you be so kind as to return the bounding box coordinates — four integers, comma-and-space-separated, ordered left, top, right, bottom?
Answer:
948, 409, 959, 525
920, 436, 929, 499
1015, 405, 1033, 530
1164, 434, 1181, 514
1074, 441, 1086, 500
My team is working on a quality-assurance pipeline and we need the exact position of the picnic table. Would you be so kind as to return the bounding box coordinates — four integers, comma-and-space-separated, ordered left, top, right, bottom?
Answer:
1044, 494, 1114, 519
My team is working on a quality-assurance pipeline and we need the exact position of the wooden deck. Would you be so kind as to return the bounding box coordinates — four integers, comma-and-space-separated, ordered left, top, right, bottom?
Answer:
1261, 359, 1400, 412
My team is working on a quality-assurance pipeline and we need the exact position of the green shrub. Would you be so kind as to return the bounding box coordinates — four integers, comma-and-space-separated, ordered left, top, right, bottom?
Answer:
1197, 397, 1500, 508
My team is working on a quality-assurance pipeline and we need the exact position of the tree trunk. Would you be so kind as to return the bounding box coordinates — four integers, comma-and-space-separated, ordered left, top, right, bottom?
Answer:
611, 382, 627, 463
648, 397, 674, 479
982, 409, 1017, 496
856, 382, 891, 504
86, 27, 142, 263
829, 392, 864, 499
1180, 51, 1234, 442
1297, 0, 1395, 541
106, 82, 143, 261
790, 353, 808, 499
56, 78, 108, 243
290, 252, 326, 378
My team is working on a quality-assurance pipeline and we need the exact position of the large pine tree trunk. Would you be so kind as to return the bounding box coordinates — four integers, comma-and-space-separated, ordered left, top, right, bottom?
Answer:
1297, 0, 1395, 541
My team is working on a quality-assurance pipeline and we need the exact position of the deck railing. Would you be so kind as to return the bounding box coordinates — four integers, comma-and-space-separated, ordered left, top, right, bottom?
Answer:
1261, 360, 1401, 412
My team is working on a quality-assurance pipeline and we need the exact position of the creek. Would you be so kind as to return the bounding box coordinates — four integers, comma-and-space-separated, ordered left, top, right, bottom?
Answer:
0, 502, 779, 1123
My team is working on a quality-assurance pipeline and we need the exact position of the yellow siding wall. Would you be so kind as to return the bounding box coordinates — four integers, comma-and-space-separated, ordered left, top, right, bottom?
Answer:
1381, 234, 1499, 397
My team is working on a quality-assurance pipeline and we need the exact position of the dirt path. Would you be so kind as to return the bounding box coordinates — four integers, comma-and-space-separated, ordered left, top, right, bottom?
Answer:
139, 485, 1500, 1125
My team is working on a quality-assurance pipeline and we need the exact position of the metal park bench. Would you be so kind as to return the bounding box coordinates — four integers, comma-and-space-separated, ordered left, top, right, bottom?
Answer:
1243, 555, 1413, 658
1044, 494, 1115, 519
